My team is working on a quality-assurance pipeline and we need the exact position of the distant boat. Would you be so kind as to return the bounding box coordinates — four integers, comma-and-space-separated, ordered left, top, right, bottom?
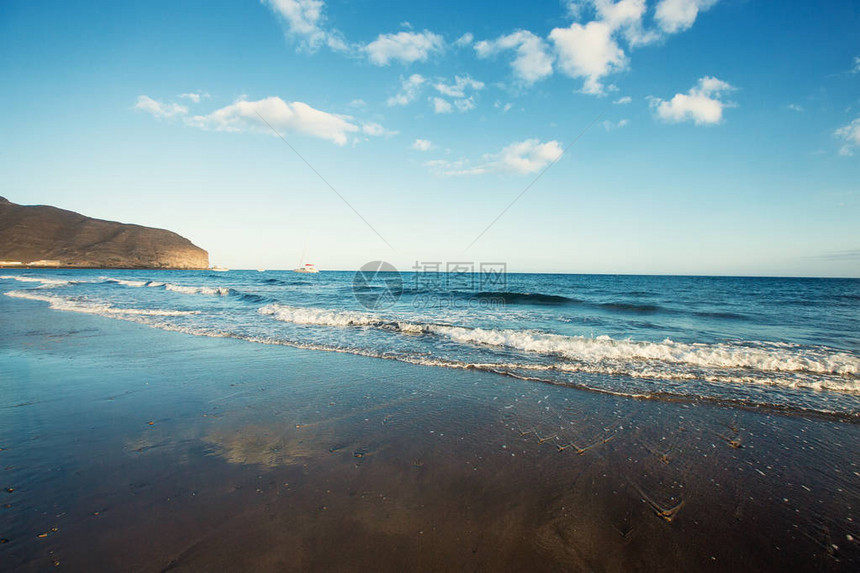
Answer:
293, 263, 319, 274
210, 265, 229, 272
257, 269, 266, 272
293, 245, 318, 273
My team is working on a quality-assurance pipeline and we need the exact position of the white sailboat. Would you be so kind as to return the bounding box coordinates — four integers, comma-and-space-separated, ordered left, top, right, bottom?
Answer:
293, 246, 319, 273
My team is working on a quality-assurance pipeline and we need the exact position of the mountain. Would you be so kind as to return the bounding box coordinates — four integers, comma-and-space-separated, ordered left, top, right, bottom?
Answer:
0, 197, 209, 269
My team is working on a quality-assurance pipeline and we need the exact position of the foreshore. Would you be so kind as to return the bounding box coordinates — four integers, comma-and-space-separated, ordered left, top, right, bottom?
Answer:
1, 295, 858, 572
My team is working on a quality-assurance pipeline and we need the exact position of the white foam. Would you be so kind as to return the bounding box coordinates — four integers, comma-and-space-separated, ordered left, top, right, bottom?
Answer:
259, 304, 383, 326
0, 275, 71, 287
101, 277, 149, 288
5, 290, 198, 317
98, 277, 231, 296
164, 283, 231, 296
257, 304, 860, 384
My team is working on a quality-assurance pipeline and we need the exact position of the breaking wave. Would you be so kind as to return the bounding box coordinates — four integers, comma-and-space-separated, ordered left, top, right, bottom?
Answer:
5, 290, 198, 317
258, 304, 859, 393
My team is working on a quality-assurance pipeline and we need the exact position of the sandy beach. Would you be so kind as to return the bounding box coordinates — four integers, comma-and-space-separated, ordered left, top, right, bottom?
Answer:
0, 294, 858, 571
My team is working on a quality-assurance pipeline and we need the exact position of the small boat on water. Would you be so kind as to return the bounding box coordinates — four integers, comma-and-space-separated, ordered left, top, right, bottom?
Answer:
293, 263, 319, 274
210, 265, 229, 272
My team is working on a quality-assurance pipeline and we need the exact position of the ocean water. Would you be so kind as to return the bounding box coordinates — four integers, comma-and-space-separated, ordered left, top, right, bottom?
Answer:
2, 270, 858, 417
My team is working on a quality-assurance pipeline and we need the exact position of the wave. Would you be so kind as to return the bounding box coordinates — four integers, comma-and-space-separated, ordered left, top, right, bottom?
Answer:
5, 290, 198, 317
100, 277, 149, 288
258, 304, 860, 381
598, 302, 662, 313
694, 311, 748, 320
0, 275, 72, 287
465, 291, 578, 305
98, 276, 276, 304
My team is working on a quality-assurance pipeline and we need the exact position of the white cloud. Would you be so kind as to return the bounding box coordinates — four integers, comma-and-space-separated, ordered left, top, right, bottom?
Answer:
787, 103, 804, 112
433, 75, 484, 98
655, 0, 718, 34
603, 118, 629, 130
475, 30, 554, 84
495, 101, 514, 113
262, 0, 346, 51
550, 20, 626, 95
613, 96, 632, 104
386, 74, 426, 106
179, 92, 209, 103
490, 139, 563, 174
364, 31, 444, 65
649, 76, 736, 125
431, 97, 453, 114
454, 33, 474, 47
427, 77, 483, 113
546, 1, 717, 94
186, 96, 368, 145
429, 139, 564, 176
852, 56, 860, 74
411, 139, 433, 151
454, 97, 476, 112
361, 122, 396, 137
135, 95, 188, 119
835, 117, 860, 156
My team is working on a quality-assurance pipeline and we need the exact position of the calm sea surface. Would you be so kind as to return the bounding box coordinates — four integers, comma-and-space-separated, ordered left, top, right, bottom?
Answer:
2, 270, 858, 417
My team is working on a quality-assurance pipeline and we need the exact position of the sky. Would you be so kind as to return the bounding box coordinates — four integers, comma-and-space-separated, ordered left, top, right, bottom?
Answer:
1, 0, 858, 276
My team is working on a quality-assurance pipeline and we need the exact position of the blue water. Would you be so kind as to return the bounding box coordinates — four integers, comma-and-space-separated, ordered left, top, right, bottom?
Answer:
2, 270, 858, 417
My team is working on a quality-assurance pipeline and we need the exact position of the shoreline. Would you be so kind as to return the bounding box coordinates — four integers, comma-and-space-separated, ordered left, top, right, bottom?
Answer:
1, 295, 859, 571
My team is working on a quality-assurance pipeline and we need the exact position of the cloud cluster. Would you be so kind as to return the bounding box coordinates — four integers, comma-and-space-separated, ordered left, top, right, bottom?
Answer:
263, 1, 443, 66
649, 76, 735, 125
262, 0, 346, 51
478, 0, 719, 95
387, 74, 484, 113
654, 0, 718, 34
427, 139, 563, 176
364, 30, 444, 65
411, 139, 433, 151
387, 74, 426, 106
134, 96, 188, 119
136, 94, 387, 146
835, 118, 860, 156
432, 75, 484, 112
475, 30, 554, 85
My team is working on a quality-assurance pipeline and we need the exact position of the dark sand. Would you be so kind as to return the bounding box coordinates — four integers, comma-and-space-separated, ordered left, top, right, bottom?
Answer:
1, 297, 858, 572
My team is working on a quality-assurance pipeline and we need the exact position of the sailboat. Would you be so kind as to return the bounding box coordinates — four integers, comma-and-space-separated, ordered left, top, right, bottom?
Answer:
293, 246, 319, 273
293, 263, 319, 273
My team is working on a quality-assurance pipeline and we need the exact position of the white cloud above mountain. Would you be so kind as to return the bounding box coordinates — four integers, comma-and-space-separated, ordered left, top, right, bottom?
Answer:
138, 94, 388, 146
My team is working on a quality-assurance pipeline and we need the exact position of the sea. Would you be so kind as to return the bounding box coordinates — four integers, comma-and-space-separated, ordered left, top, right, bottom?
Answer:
2, 269, 858, 418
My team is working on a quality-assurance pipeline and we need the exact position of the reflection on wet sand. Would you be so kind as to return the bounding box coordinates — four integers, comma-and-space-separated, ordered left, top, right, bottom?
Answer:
203, 424, 331, 468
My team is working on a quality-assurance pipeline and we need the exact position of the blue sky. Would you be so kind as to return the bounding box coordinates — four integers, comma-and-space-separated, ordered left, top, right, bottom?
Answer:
1, 0, 858, 276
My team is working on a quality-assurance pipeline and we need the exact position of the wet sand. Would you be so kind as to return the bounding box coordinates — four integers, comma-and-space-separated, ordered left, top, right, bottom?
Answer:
1, 297, 859, 571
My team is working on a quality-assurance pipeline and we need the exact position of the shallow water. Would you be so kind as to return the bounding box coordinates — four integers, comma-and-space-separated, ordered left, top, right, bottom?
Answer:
1, 270, 858, 417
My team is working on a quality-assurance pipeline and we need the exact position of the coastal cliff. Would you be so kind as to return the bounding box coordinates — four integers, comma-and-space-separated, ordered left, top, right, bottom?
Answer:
0, 197, 209, 269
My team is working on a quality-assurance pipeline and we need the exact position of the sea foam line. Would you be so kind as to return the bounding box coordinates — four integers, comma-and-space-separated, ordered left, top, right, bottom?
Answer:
99, 276, 232, 296
258, 304, 860, 378
0, 275, 73, 287
5, 290, 199, 317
